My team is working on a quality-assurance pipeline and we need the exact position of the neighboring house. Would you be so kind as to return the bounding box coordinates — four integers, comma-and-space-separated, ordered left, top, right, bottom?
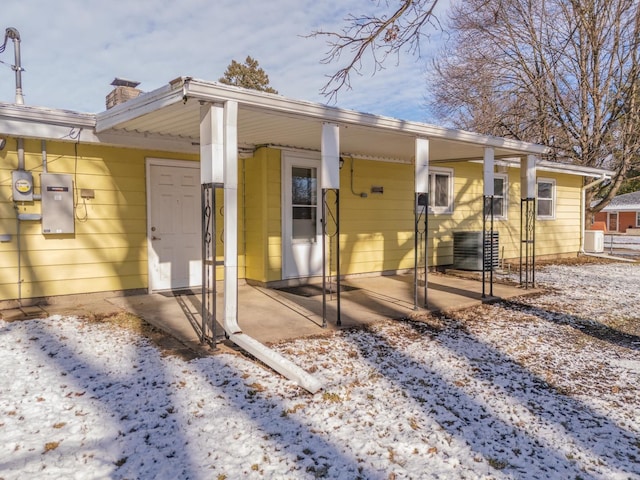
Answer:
593, 191, 640, 233
0, 77, 612, 306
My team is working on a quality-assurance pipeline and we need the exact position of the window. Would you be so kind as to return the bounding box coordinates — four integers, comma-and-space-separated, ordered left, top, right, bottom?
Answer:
291, 166, 318, 242
485, 174, 508, 219
536, 178, 556, 219
428, 168, 454, 214
637, 211, 640, 227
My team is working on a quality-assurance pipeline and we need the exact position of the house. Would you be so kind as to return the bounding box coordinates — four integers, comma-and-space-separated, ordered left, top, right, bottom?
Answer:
1, 77, 613, 312
593, 191, 640, 233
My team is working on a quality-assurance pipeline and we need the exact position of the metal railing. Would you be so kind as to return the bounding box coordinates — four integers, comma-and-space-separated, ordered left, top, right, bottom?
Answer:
603, 233, 640, 255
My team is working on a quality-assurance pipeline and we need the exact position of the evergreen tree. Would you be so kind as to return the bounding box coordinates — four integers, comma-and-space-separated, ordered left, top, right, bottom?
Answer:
219, 56, 278, 94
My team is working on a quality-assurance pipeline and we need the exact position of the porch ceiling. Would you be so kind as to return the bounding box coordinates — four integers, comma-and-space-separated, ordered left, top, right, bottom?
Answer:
95, 77, 549, 163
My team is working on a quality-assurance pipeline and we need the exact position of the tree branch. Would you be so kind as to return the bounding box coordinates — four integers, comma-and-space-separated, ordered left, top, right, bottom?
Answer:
308, 0, 441, 101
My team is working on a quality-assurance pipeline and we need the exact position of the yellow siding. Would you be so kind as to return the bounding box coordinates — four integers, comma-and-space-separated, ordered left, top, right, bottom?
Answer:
0, 138, 197, 301
244, 147, 281, 283
241, 153, 585, 283
265, 150, 283, 282
338, 160, 415, 274
534, 174, 582, 257
426, 164, 583, 265
0, 135, 587, 301
244, 148, 268, 282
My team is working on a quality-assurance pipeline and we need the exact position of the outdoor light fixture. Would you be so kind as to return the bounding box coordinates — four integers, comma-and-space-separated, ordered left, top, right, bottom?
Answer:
0, 137, 6, 150
339, 156, 345, 169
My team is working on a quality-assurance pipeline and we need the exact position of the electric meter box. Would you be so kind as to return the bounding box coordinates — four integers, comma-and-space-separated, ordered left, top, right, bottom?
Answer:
12, 170, 34, 202
41, 173, 75, 234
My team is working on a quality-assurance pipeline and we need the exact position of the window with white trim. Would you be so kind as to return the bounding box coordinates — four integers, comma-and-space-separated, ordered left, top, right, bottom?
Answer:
485, 174, 508, 219
428, 167, 454, 214
637, 211, 640, 227
536, 178, 556, 219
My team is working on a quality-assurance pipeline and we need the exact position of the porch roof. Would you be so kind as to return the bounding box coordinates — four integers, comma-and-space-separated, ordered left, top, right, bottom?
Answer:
94, 76, 549, 164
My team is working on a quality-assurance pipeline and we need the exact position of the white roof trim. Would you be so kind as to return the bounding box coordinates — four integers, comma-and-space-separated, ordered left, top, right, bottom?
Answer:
602, 205, 640, 212
96, 77, 549, 155
96, 82, 183, 132
184, 78, 550, 154
0, 102, 198, 153
0, 102, 95, 128
495, 157, 614, 177
0, 77, 614, 178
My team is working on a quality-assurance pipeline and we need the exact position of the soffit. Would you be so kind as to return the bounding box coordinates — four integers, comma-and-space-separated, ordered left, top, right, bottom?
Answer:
94, 78, 548, 163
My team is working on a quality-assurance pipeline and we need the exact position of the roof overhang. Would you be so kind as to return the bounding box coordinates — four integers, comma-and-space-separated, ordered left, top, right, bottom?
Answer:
2, 76, 611, 178
94, 76, 550, 163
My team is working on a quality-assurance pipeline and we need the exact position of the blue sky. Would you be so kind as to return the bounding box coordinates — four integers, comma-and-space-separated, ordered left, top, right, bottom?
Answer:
0, 0, 449, 122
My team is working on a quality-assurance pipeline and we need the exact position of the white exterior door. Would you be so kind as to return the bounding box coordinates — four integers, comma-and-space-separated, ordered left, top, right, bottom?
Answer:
282, 152, 323, 279
147, 160, 201, 291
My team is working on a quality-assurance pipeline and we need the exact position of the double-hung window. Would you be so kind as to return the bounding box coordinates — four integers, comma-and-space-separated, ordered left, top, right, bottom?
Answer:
428, 167, 454, 214
536, 178, 556, 219
485, 174, 508, 219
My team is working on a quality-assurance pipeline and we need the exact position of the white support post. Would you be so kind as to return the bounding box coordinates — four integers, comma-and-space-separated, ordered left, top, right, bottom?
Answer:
321, 123, 340, 189
483, 147, 495, 197
521, 155, 536, 199
199, 103, 224, 184
414, 137, 429, 309
415, 137, 429, 194
223, 101, 240, 334
320, 122, 341, 326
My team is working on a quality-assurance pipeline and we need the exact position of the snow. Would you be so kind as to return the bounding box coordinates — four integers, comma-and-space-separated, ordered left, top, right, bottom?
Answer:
1, 262, 639, 479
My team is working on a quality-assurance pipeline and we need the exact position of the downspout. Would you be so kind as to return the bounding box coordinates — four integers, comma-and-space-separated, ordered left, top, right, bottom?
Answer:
580, 174, 609, 254
198, 99, 322, 394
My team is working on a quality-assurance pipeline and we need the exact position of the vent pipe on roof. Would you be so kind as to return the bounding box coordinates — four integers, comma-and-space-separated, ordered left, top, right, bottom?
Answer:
2, 27, 24, 105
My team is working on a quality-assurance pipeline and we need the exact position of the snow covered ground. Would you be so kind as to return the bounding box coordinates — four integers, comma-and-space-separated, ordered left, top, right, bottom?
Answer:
1, 262, 639, 479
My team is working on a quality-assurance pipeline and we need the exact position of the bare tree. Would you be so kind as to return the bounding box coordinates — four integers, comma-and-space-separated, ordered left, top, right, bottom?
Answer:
310, 0, 441, 101
430, 0, 640, 218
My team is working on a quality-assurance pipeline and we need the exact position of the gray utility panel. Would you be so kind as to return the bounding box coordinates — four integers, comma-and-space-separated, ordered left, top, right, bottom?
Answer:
41, 173, 75, 234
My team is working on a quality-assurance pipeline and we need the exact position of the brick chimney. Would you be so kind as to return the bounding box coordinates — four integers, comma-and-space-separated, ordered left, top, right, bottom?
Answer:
106, 78, 142, 109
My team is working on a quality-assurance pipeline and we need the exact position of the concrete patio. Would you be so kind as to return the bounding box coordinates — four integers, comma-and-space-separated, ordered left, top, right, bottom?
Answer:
1, 272, 536, 352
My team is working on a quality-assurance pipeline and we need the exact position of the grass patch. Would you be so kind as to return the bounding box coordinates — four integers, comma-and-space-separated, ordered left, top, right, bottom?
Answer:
321, 392, 342, 403
43, 441, 60, 453
487, 457, 508, 470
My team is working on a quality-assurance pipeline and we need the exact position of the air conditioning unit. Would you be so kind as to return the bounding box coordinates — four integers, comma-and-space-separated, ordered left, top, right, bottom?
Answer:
453, 231, 499, 271
584, 230, 604, 253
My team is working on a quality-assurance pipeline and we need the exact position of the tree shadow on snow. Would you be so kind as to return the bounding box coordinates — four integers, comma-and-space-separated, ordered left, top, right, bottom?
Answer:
344, 319, 640, 479
499, 299, 640, 351
1, 317, 380, 479
0, 319, 197, 479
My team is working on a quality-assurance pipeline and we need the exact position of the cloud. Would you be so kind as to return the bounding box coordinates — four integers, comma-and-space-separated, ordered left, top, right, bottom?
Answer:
0, 0, 447, 121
